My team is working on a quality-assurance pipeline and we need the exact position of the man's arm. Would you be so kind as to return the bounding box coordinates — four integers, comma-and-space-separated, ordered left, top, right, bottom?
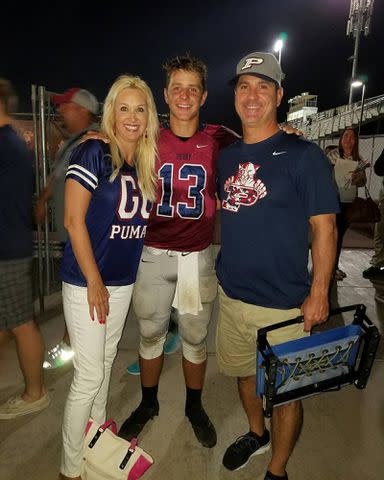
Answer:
301, 213, 337, 332
34, 174, 55, 224
374, 148, 384, 177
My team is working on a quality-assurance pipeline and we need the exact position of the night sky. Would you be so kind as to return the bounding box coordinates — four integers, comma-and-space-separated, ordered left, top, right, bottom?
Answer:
2, 0, 384, 132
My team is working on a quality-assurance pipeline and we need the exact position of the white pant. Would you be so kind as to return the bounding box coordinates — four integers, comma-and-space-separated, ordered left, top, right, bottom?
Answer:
61, 282, 133, 477
133, 245, 217, 363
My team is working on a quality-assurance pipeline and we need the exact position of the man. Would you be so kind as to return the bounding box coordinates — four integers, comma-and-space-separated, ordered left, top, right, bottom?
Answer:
118, 54, 238, 447
215, 52, 339, 480
35, 87, 99, 368
363, 147, 384, 280
36, 87, 99, 242
0, 79, 50, 419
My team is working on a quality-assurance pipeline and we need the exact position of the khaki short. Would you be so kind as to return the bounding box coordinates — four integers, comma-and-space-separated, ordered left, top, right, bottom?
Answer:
216, 286, 308, 377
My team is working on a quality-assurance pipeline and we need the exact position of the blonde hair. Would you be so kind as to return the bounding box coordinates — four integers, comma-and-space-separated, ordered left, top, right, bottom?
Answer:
101, 75, 159, 201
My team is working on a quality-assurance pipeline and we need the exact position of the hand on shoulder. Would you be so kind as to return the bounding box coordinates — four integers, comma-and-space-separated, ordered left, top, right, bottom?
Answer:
81, 130, 110, 144
279, 123, 303, 137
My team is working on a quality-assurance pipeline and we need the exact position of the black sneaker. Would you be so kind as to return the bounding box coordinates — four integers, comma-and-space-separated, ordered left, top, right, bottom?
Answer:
118, 400, 159, 440
264, 470, 288, 480
223, 430, 270, 471
186, 406, 217, 448
363, 265, 384, 280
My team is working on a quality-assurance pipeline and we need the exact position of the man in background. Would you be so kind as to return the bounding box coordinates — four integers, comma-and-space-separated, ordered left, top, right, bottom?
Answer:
0, 78, 50, 419
363, 147, 384, 280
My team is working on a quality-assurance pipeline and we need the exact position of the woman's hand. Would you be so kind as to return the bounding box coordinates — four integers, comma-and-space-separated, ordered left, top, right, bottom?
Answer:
351, 169, 367, 187
87, 278, 110, 324
80, 130, 110, 144
279, 124, 303, 136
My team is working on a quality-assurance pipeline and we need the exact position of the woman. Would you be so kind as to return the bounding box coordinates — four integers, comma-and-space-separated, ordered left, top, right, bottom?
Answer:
327, 128, 367, 280
59, 75, 159, 480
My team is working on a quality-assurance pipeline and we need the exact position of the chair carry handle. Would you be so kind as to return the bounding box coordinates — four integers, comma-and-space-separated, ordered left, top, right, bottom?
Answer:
257, 303, 366, 342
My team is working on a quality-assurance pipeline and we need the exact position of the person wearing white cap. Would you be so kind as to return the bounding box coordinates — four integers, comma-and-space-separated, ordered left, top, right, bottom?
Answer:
35, 87, 99, 369
215, 52, 339, 480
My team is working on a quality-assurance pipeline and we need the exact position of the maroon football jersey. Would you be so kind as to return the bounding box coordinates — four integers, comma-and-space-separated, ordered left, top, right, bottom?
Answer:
145, 124, 239, 251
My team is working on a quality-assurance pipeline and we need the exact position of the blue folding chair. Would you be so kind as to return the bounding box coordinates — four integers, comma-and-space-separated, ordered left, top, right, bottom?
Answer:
256, 304, 380, 417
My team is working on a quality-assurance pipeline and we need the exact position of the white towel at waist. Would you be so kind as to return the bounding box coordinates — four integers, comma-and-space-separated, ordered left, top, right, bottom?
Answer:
145, 247, 203, 315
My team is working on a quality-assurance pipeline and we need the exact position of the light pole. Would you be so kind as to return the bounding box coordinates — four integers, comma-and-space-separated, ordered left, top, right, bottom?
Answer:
274, 39, 284, 65
351, 79, 366, 136
346, 0, 374, 104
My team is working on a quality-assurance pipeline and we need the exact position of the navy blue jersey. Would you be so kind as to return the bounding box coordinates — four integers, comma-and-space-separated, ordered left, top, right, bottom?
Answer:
0, 125, 34, 260
60, 140, 151, 287
216, 131, 339, 309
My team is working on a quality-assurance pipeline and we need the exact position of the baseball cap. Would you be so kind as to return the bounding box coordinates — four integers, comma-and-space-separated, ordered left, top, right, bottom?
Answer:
51, 88, 99, 114
230, 52, 285, 87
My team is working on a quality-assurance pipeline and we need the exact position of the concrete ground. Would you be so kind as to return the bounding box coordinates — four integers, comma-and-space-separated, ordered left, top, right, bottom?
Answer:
0, 245, 383, 480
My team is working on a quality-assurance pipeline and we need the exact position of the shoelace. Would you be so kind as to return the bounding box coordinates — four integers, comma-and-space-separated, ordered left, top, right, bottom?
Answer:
6, 396, 21, 406
232, 433, 260, 452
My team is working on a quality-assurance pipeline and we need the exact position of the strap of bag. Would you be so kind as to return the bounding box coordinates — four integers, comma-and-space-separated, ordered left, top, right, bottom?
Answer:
364, 185, 373, 199
99, 418, 117, 433
88, 419, 118, 448
119, 438, 138, 470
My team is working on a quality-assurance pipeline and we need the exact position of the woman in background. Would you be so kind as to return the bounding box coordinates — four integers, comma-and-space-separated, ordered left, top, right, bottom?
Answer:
327, 128, 367, 281
59, 75, 158, 480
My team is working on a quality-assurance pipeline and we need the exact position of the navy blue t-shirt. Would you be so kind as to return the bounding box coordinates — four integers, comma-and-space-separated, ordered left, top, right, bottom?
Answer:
0, 125, 33, 260
60, 140, 152, 287
216, 131, 340, 309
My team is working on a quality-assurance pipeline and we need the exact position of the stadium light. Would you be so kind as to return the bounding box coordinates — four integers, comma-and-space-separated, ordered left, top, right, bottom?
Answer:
273, 39, 284, 65
351, 79, 366, 135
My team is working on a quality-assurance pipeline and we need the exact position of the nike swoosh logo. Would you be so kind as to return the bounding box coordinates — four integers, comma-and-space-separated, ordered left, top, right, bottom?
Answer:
272, 151, 287, 156
196, 144, 208, 149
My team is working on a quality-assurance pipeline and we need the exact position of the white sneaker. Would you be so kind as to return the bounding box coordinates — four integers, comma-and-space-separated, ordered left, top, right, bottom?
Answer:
43, 340, 74, 369
0, 393, 50, 419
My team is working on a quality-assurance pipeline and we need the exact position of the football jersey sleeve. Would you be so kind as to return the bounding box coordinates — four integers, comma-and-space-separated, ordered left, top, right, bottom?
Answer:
204, 124, 240, 151
65, 139, 107, 193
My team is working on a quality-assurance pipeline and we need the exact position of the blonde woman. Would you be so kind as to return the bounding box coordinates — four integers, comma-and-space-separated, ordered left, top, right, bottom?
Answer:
59, 75, 158, 480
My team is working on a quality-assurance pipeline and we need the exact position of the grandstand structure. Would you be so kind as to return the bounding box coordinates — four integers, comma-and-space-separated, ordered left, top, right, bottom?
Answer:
286, 93, 384, 143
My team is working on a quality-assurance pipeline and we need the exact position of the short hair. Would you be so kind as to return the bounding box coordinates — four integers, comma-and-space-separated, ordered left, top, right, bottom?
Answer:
0, 78, 18, 114
101, 74, 159, 201
162, 54, 207, 91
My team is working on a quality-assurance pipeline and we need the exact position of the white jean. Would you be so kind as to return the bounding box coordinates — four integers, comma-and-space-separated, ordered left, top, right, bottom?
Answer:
60, 282, 133, 477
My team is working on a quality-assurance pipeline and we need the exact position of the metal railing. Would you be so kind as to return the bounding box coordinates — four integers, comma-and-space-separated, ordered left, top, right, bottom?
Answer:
288, 94, 384, 140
